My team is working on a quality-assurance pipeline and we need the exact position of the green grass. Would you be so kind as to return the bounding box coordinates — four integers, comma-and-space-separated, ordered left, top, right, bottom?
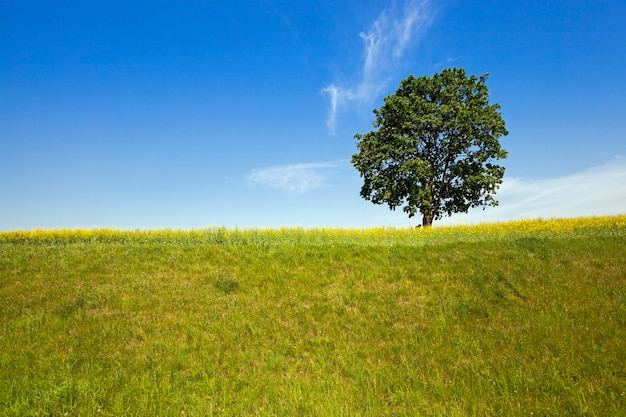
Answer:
1, 217, 625, 416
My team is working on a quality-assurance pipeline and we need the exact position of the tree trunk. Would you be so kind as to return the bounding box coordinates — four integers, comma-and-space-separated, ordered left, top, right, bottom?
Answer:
422, 213, 433, 227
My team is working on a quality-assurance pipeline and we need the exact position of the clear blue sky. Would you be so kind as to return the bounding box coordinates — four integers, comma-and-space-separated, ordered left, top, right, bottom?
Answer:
2, 0, 625, 230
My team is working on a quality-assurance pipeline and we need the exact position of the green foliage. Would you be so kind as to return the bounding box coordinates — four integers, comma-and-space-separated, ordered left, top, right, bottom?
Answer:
352, 68, 509, 226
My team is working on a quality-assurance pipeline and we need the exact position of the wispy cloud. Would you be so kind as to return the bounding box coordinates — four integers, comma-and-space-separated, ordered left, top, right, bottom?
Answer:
440, 157, 626, 225
247, 161, 348, 194
322, 0, 435, 133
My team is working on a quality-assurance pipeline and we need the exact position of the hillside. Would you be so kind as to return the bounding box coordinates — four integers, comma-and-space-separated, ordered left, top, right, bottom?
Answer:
1, 216, 625, 416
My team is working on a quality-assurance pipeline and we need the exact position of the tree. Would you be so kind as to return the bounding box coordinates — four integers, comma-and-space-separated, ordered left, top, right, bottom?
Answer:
352, 68, 509, 227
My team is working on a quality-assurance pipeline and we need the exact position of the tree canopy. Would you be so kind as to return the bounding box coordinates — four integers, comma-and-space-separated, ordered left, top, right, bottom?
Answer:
352, 68, 509, 227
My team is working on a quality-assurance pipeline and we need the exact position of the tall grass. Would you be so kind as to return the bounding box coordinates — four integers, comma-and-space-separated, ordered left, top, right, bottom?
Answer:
1, 215, 625, 416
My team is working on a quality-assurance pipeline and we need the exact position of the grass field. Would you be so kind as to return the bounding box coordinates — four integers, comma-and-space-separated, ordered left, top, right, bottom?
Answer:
1, 216, 625, 416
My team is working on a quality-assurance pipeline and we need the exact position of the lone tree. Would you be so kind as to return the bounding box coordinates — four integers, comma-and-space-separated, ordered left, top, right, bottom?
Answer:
352, 68, 509, 227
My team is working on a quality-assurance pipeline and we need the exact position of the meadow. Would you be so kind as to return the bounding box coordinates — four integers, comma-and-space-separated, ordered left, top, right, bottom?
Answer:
1, 216, 625, 416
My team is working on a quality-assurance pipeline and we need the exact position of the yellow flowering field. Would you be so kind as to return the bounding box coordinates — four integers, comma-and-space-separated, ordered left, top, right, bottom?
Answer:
1, 214, 624, 246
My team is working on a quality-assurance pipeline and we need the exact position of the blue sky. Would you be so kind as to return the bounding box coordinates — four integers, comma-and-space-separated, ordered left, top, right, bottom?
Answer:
2, 0, 625, 230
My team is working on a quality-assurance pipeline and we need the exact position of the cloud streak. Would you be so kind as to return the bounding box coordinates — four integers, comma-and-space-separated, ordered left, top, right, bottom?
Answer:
322, 0, 434, 133
440, 157, 626, 225
247, 161, 348, 194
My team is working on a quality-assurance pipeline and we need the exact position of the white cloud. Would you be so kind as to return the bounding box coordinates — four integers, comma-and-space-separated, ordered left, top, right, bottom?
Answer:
322, 0, 434, 133
320, 84, 344, 135
247, 161, 347, 194
439, 157, 626, 225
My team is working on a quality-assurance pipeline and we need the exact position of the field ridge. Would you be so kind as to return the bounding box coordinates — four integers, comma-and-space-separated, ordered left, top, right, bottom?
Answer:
1, 215, 625, 416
